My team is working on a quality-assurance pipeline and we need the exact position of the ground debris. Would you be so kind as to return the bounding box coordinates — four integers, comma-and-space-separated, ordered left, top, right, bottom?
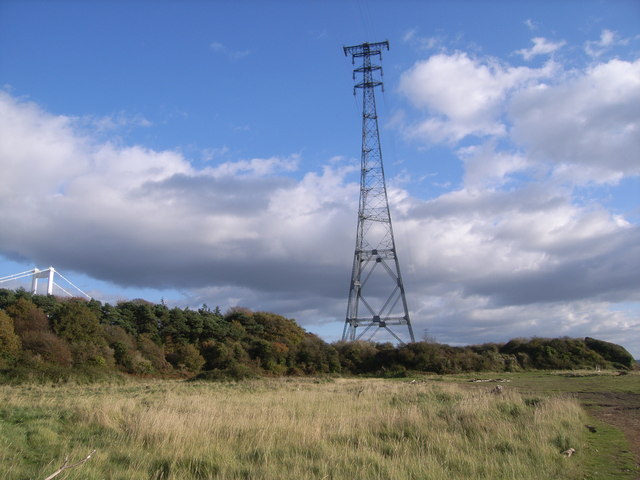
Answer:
468, 378, 511, 383
490, 385, 504, 394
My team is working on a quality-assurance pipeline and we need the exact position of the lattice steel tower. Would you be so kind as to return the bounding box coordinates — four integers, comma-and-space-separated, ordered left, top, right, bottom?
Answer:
342, 41, 415, 344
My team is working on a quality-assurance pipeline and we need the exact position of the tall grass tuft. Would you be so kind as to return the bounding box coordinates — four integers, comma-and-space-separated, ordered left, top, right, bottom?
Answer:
0, 378, 586, 479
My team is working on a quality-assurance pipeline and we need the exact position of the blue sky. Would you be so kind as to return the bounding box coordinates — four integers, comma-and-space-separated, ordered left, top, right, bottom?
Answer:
1, 0, 639, 356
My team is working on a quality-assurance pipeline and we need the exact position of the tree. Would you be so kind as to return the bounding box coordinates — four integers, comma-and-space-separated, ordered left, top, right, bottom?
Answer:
103, 324, 138, 372
0, 288, 17, 310
161, 308, 189, 344
20, 330, 73, 366
295, 334, 340, 374
200, 340, 235, 370
0, 310, 21, 366
199, 306, 228, 341
31, 294, 60, 316
51, 300, 102, 345
166, 344, 205, 373
116, 300, 160, 340
137, 334, 170, 372
585, 337, 634, 369
334, 341, 378, 374
5, 298, 49, 335
51, 300, 113, 366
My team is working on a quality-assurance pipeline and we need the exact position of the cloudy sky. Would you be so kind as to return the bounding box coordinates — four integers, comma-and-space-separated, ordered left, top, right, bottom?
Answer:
1, 1, 639, 356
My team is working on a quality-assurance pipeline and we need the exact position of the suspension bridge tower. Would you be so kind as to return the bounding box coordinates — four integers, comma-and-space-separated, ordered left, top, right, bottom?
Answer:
342, 41, 415, 344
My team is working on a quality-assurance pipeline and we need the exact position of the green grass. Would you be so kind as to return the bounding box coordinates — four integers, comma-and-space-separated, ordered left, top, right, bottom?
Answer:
580, 418, 638, 480
414, 370, 640, 479
0, 377, 588, 480
408, 369, 640, 395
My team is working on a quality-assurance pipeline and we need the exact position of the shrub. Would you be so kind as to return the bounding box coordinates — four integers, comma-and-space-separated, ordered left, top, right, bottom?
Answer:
200, 340, 234, 370
0, 310, 21, 367
51, 300, 103, 344
166, 343, 205, 373
334, 341, 378, 374
585, 337, 635, 369
137, 334, 171, 372
193, 363, 259, 381
295, 334, 341, 374
5, 298, 49, 335
20, 331, 73, 366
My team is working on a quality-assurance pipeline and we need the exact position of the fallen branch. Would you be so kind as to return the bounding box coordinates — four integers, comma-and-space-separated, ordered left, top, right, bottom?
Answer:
44, 450, 96, 480
468, 378, 511, 383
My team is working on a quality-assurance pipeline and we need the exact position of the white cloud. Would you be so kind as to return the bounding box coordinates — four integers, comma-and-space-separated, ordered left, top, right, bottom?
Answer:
76, 111, 152, 133
1, 60, 639, 356
0, 91, 353, 296
402, 28, 442, 51
458, 143, 529, 190
395, 181, 640, 353
397, 52, 555, 143
585, 29, 628, 58
210, 41, 250, 60
207, 155, 299, 178
516, 37, 566, 60
510, 58, 640, 183
201, 146, 230, 163
419, 293, 639, 351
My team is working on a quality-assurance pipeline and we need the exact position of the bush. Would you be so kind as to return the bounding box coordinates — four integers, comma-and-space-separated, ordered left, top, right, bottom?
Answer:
20, 331, 73, 366
334, 341, 378, 374
5, 298, 49, 335
51, 300, 102, 344
166, 343, 205, 373
0, 310, 21, 365
137, 334, 171, 372
192, 363, 259, 381
585, 337, 635, 369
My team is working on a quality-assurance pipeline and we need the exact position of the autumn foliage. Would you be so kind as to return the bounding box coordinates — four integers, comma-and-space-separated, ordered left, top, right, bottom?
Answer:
0, 288, 634, 382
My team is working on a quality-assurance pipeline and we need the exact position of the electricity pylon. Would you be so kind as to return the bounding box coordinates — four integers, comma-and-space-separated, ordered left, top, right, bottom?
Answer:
342, 41, 415, 344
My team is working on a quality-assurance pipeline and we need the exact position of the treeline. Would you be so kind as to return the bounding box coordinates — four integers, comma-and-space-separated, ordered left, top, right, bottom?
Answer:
0, 288, 634, 382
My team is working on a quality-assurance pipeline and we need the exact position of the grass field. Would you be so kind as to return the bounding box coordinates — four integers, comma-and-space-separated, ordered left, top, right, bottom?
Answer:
0, 375, 602, 480
437, 370, 640, 479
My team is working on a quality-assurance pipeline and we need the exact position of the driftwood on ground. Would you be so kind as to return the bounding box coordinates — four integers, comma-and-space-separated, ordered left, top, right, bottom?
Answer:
44, 450, 96, 480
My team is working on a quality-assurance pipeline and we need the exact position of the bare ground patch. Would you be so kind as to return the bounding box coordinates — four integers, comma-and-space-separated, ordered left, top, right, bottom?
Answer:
578, 391, 640, 473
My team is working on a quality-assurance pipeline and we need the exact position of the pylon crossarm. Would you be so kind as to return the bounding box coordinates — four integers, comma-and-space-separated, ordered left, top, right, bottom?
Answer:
379, 316, 409, 324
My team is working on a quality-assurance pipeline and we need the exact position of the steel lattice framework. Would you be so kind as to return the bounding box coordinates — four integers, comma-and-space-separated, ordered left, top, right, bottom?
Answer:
342, 41, 415, 344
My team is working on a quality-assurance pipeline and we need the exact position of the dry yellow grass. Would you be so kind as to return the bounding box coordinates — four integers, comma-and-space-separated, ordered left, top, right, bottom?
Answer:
0, 378, 587, 479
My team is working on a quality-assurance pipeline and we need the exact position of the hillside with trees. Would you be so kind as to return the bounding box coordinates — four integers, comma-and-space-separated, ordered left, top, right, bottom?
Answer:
0, 288, 634, 383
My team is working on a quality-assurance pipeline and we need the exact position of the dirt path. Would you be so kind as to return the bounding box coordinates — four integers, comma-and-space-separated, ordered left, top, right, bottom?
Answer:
577, 391, 640, 474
